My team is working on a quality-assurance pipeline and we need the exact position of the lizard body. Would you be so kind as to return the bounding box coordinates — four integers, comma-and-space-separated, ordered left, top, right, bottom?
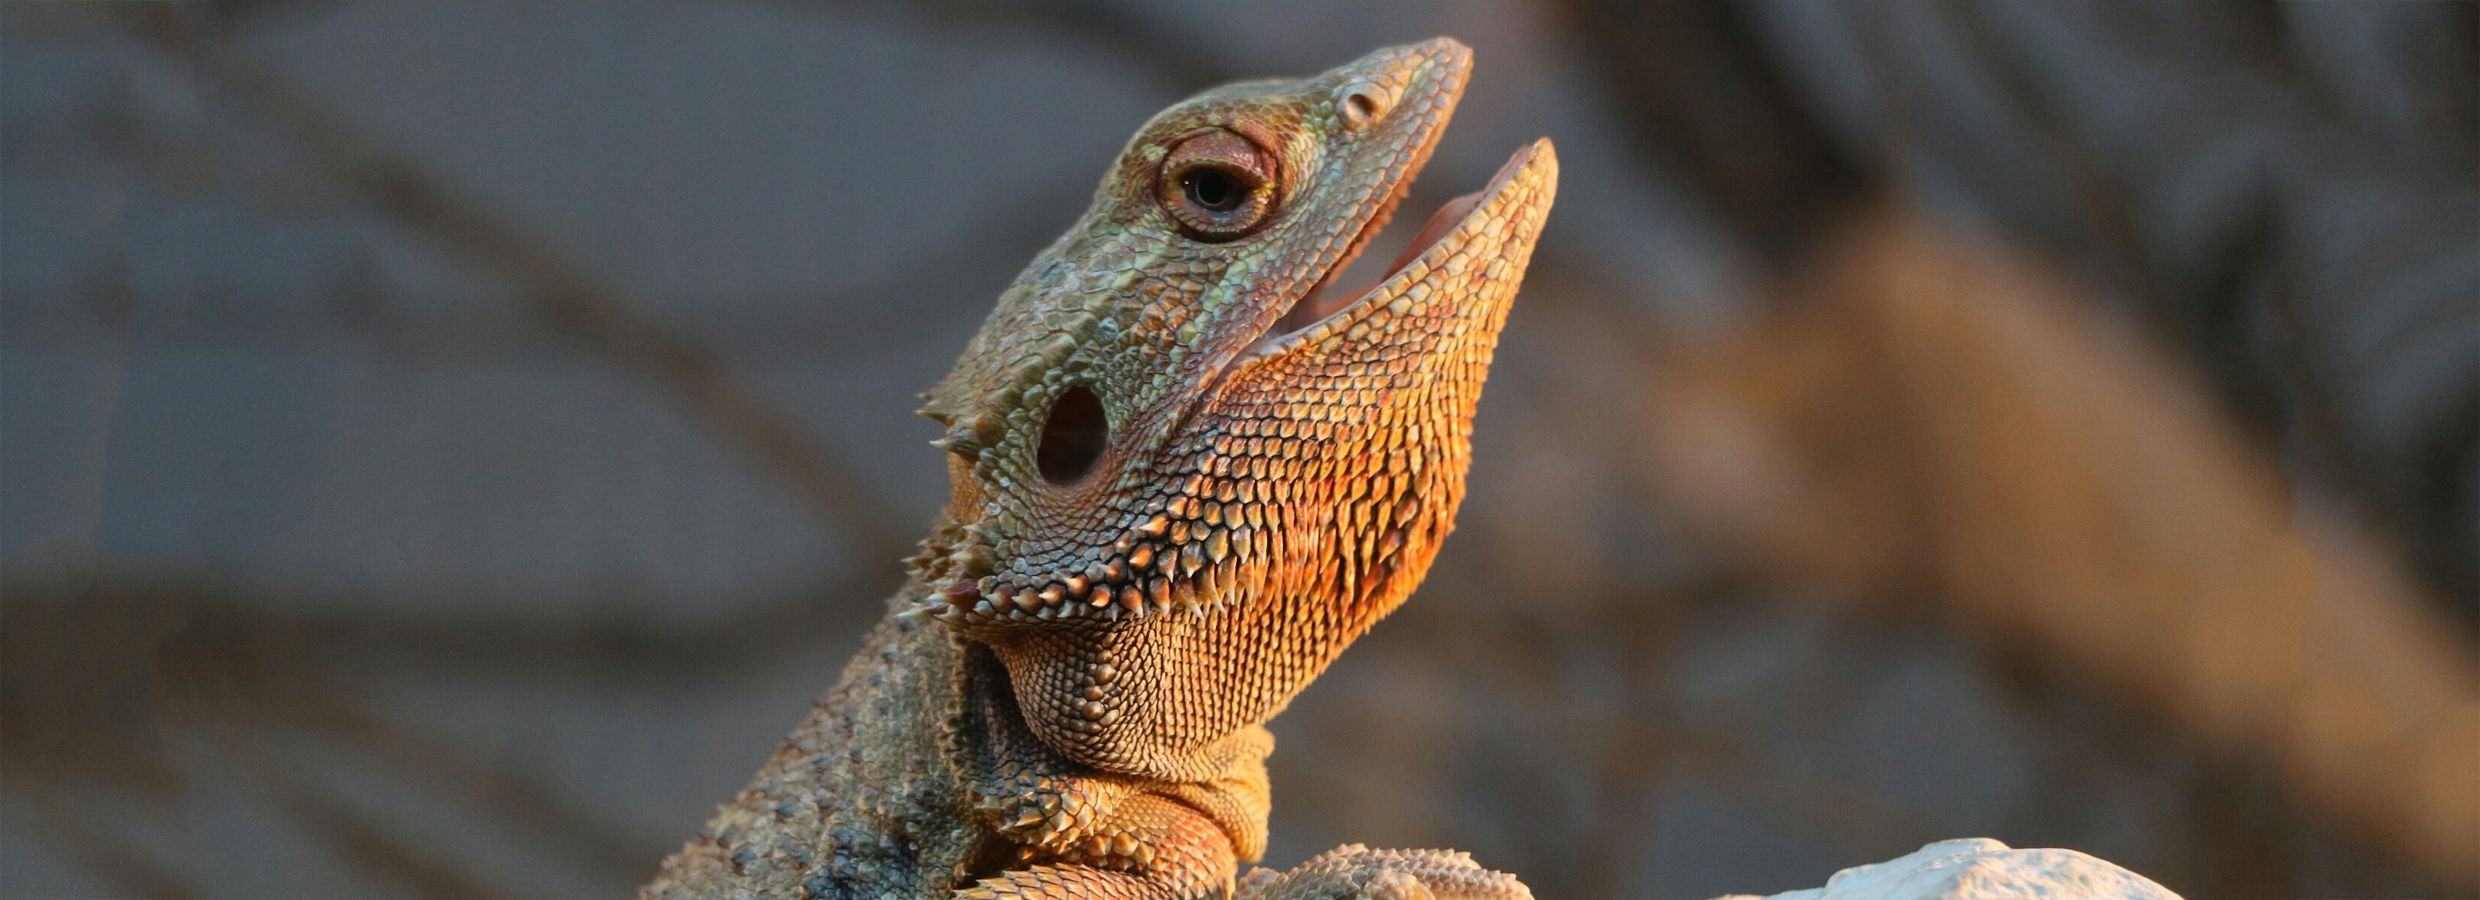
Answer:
644, 39, 1556, 899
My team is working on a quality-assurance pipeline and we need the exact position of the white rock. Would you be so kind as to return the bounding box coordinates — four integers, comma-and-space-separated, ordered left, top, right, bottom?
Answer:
1714, 838, 2183, 900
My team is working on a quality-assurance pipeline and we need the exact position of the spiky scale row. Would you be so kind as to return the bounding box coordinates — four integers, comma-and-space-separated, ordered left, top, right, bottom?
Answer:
916, 502, 1253, 625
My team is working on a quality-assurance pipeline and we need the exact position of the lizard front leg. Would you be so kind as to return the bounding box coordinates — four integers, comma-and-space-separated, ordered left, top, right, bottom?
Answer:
950, 651, 1271, 899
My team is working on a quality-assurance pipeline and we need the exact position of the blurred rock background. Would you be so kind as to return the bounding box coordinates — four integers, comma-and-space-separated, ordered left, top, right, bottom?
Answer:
2, 2, 2473, 898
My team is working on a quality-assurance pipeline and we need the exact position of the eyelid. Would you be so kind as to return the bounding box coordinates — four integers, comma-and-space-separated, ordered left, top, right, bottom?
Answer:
1163, 130, 1273, 183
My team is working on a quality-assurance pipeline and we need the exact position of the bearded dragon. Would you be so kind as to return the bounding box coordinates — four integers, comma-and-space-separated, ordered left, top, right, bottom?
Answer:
642, 38, 1556, 899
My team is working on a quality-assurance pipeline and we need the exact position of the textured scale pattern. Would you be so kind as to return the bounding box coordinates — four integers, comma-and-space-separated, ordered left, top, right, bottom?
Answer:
646, 38, 1553, 899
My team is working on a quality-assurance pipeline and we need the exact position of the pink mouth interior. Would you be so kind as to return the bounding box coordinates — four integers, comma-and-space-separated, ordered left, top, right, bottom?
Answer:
1266, 135, 1550, 344
1269, 188, 1484, 338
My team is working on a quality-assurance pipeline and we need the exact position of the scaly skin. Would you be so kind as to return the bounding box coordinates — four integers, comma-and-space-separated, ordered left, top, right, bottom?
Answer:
644, 38, 1555, 899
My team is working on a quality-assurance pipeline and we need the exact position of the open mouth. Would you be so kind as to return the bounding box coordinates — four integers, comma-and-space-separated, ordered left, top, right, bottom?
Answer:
1251, 141, 1542, 353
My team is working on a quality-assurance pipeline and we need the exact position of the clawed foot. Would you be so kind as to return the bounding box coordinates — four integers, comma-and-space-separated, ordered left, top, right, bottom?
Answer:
1237, 845, 1531, 900
954, 793, 1242, 898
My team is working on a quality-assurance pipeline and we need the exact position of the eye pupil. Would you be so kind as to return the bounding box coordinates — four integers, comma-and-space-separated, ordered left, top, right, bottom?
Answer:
1183, 169, 1243, 212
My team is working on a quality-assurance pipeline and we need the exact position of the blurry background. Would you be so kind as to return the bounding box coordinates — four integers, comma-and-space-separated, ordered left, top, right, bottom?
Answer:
4, 2, 2475, 898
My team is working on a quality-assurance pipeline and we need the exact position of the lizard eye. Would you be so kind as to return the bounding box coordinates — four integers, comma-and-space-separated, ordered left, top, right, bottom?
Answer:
1159, 130, 1275, 241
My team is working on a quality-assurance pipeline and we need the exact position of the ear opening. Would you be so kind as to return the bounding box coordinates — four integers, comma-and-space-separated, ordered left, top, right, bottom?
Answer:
1036, 385, 1109, 484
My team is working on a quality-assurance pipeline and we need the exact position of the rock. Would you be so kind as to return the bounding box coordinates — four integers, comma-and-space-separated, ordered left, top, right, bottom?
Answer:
1714, 838, 2182, 899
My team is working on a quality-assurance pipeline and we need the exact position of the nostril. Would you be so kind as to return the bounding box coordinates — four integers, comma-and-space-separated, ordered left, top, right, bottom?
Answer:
1036, 385, 1108, 484
1344, 92, 1379, 126
1337, 82, 1393, 131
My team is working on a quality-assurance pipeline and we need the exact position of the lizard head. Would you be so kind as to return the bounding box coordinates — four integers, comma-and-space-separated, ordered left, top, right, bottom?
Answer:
912, 38, 1557, 775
